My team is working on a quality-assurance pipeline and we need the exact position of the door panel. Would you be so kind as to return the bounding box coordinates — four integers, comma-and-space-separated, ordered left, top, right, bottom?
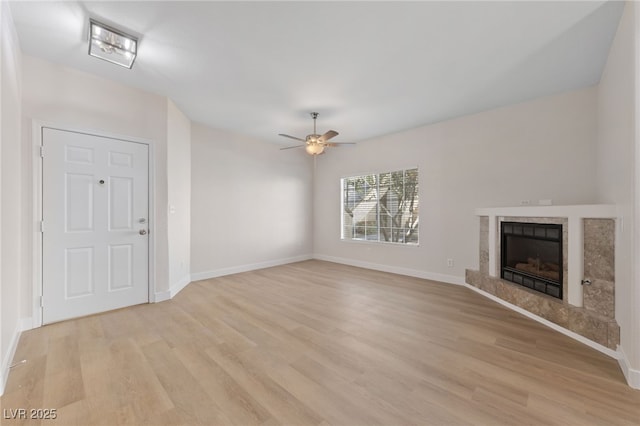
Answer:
108, 244, 134, 290
42, 128, 149, 324
109, 176, 133, 230
64, 247, 94, 297
65, 173, 95, 231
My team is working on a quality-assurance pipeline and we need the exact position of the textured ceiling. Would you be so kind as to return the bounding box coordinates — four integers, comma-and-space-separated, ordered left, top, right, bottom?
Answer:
9, 1, 624, 144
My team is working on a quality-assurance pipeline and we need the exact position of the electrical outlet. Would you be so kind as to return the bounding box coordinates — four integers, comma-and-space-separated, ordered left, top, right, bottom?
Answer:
520, 200, 531, 206
447, 258, 454, 268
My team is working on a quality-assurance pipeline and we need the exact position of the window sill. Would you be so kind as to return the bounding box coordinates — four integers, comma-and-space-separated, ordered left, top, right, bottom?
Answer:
340, 238, 420, 248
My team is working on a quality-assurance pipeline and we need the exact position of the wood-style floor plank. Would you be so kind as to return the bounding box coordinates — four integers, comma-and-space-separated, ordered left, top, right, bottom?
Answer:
2, 260, 639, 425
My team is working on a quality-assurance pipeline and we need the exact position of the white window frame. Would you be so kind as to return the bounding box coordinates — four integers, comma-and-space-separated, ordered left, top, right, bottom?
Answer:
340, 167, 419, 246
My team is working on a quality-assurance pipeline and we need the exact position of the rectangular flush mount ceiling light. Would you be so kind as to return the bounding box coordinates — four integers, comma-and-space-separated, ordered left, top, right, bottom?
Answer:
88, 19, 137, 69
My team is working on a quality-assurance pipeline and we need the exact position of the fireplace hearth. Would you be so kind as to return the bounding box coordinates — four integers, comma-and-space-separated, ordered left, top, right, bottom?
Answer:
501, 222, 563, 299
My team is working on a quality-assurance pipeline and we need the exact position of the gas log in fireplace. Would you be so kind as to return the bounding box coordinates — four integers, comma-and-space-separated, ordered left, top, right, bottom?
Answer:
501, 222, 563, 299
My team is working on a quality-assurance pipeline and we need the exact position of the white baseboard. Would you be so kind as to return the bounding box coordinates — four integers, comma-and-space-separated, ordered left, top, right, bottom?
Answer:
190, 254, 313, 282
154, 289, 171, 303
618, 346, 640, 389
170, 274, 191, 298
0, 321, 24, 396
156, 255, 313, 301
154, 274, 193, 302
464, 283, 620, 360
313, 254, 466, 286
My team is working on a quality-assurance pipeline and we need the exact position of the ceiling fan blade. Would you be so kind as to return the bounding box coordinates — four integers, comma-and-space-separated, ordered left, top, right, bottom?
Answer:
278, 133, 306, 142
280, 144, 306, 150
319, 130, 339, 142
326, 142, 356, 147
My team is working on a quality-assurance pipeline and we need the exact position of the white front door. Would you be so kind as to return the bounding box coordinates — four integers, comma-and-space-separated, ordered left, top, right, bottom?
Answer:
42, 128, 149, 324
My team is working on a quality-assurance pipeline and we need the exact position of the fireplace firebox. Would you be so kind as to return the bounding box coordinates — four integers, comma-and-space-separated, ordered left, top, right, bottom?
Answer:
501, 222, 563, 299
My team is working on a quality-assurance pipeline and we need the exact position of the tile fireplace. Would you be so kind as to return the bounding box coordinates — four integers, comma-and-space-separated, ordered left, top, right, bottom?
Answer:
466, 204, 619, 351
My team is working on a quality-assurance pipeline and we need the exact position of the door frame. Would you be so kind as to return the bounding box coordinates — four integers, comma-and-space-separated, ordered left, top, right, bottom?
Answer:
32, 121, 157, 328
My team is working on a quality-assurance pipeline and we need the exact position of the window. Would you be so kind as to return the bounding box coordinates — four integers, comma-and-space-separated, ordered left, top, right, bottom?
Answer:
341, 168, 419, 244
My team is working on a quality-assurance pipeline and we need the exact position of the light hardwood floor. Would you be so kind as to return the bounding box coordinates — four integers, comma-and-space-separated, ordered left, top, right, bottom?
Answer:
2, 260, 639, 425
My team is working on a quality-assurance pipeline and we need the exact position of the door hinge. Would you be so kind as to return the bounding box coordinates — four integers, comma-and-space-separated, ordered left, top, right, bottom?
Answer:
39, 146, 44, 158
39, 220, 44, 233
40, 296, 44, 307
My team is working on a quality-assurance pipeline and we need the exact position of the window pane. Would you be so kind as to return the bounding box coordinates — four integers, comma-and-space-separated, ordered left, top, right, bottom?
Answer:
391, 228, 405, 243
341, 168, 418, 245
406, 231, 419, 244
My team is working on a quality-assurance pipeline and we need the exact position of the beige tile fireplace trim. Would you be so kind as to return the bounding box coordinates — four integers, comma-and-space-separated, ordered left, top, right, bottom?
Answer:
475, 204, 617, 307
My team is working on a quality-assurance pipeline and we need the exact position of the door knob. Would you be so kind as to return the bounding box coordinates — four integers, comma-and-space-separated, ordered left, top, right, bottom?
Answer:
139, 229, 147, 235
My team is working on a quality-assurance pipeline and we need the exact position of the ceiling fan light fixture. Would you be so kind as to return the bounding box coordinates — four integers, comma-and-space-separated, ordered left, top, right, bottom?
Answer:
88, 19, 138, 69
306, 143, 325, 155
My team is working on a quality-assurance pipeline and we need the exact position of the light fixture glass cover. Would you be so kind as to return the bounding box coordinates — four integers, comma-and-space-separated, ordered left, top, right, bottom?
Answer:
89, 19, 137, 69
306, 143, 325, 155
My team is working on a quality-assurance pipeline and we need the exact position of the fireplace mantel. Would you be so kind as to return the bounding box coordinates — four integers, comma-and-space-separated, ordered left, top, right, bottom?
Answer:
475, 204, 617, 307
475, 204, 617, 217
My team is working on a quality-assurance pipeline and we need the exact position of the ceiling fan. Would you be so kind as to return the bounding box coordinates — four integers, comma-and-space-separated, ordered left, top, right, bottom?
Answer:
279, 112, 355, 155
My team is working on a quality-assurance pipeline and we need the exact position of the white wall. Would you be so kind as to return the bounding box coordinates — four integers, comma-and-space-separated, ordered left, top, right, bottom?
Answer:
190, 123, 313, 278
21, 55, 171, 318
167, 99, 191, 293
314, 87, 598, 283
0, 1, 23, 394
596, 1, 639, 386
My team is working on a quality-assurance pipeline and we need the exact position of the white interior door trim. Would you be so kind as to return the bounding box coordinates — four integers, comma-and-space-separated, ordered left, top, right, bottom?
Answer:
31, 120, 157, 328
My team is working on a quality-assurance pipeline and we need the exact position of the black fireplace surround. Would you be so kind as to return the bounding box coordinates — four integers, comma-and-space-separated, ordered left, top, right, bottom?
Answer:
501, 222, 563, 299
